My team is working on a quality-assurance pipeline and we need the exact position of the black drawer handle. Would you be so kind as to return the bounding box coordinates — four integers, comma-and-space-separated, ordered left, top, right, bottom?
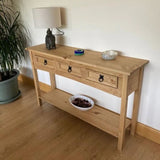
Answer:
44, 59, 47, 65
68, 66, 72, 73
99, 74, 104, 82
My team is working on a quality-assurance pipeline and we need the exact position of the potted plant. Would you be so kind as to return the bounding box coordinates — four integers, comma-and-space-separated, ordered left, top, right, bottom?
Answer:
0, 0, 28, 104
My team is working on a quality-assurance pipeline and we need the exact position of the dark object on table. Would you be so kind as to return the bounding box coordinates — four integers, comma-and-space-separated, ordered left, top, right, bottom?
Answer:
72, 98, 92, 108
45, 28, 56, 50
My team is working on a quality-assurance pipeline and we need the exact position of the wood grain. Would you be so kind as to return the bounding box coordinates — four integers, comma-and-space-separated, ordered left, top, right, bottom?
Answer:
49, 72, 56, 90
86, 69, 118, 88
0, 83, 160, 160
136, 123, 160, 145
131, 67, 144, 135
128, 69, 139, 95
29, 51, 42, 106
18, 74, 160, 146
58, 62, 82, 77
118, 75, 129, 150
40, 89, 131, 138
27, 44, 149, 75
55, 70, 122, 97
18, 74, 34, 87
27, 44, 149, 151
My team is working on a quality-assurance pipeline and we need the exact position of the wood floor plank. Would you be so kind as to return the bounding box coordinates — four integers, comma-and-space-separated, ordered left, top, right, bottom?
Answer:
0, 83, 160, 160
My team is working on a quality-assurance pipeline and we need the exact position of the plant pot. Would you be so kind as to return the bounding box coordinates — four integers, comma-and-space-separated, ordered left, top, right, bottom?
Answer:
0, 69, 21, 104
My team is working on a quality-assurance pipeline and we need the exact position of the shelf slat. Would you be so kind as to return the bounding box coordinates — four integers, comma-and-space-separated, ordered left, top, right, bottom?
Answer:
40, 89, 131, 137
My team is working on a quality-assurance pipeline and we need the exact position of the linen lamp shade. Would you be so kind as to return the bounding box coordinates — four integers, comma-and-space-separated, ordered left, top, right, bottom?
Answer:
32, 7, 61, 29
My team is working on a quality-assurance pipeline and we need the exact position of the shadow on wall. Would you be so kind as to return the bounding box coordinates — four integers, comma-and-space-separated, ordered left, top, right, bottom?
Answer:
60, 7, 67, 27
56, 7, 68, 45
20, 67, 33, 78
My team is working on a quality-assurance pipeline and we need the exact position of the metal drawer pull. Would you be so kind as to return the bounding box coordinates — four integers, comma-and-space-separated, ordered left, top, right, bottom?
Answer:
68, 66, 72, 73
99, 74, 104, 82
44, 59, 47, 65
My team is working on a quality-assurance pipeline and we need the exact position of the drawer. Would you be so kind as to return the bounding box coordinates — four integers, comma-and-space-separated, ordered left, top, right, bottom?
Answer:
87, 70, 118, 88
34, 56, 56, 70
58, 63, 82, 77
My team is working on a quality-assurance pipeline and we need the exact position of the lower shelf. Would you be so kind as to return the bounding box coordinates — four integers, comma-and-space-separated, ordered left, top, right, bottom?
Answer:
40, 89, 131, 137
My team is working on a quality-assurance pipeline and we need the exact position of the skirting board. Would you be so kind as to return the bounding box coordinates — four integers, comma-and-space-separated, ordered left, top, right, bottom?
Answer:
136, 123, 160, 144
18, 74, 51, 92
18, 74, 160, 145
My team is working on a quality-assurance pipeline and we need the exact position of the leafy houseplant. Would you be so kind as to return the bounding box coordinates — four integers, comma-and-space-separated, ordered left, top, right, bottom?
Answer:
0, 0, 28, 103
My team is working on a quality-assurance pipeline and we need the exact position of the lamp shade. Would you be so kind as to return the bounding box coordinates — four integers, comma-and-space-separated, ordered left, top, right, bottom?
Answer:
32, 7, 61, 28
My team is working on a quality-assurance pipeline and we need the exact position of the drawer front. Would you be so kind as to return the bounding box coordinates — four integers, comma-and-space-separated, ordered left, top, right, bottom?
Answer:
58, 63, 82, 77
34, 56, 56, 70
87, 70, 118, 88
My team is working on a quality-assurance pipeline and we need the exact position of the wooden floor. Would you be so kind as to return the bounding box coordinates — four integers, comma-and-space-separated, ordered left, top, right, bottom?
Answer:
0, 83, 160, 160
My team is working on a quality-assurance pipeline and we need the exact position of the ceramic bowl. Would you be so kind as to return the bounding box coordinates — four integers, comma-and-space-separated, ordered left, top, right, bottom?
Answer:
101, 50, 118, 60
69, 94, 94, 111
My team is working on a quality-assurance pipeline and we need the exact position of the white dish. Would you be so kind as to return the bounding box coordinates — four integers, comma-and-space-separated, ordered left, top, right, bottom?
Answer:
101, 50, 118, 60
69, 94, 94, 111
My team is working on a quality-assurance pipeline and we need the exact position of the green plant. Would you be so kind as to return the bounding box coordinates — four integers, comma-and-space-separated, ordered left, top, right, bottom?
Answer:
0, 0, 28, 81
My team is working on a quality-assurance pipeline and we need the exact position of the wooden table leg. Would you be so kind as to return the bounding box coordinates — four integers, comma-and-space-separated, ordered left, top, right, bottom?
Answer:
29, 51, 42, 106
131, 67, 144, 135
49, 72, 56, 89
118, 75, 128, 151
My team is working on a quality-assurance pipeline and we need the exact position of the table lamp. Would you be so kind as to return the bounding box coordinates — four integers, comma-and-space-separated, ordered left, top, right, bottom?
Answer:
32, 7, 63, 50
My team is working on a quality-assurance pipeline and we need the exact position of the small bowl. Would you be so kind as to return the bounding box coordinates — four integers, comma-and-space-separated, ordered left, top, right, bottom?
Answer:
101, 50, 118, 60
69, 94, 94, 111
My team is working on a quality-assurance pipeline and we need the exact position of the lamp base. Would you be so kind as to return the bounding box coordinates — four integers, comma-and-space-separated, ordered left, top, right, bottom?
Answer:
45, 28, 56, 50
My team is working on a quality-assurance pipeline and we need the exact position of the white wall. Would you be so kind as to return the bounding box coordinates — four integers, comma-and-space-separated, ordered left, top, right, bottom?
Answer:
15, 0, 160, 131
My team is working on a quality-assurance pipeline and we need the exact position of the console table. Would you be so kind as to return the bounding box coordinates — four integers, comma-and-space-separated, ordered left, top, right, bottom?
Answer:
27, 44, 148, 150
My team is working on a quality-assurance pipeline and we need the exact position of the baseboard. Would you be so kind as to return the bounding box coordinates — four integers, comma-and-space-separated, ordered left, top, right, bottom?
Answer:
18, 74, 160, 145
18, 74, 52, 92
18, 74, 34, 87
136, 123, 160, 144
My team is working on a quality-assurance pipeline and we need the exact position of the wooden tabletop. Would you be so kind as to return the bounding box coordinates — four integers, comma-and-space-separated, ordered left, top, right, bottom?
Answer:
27, 44, 149, 75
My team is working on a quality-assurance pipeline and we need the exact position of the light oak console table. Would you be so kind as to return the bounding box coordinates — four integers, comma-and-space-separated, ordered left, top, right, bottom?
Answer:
28, 44, 148, 150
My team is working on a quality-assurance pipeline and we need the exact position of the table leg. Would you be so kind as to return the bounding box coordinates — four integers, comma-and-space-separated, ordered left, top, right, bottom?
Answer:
131, 67, 144, 135
29, 51, 42, 106
49, 72, 56, 89
118, 75, 128, 151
